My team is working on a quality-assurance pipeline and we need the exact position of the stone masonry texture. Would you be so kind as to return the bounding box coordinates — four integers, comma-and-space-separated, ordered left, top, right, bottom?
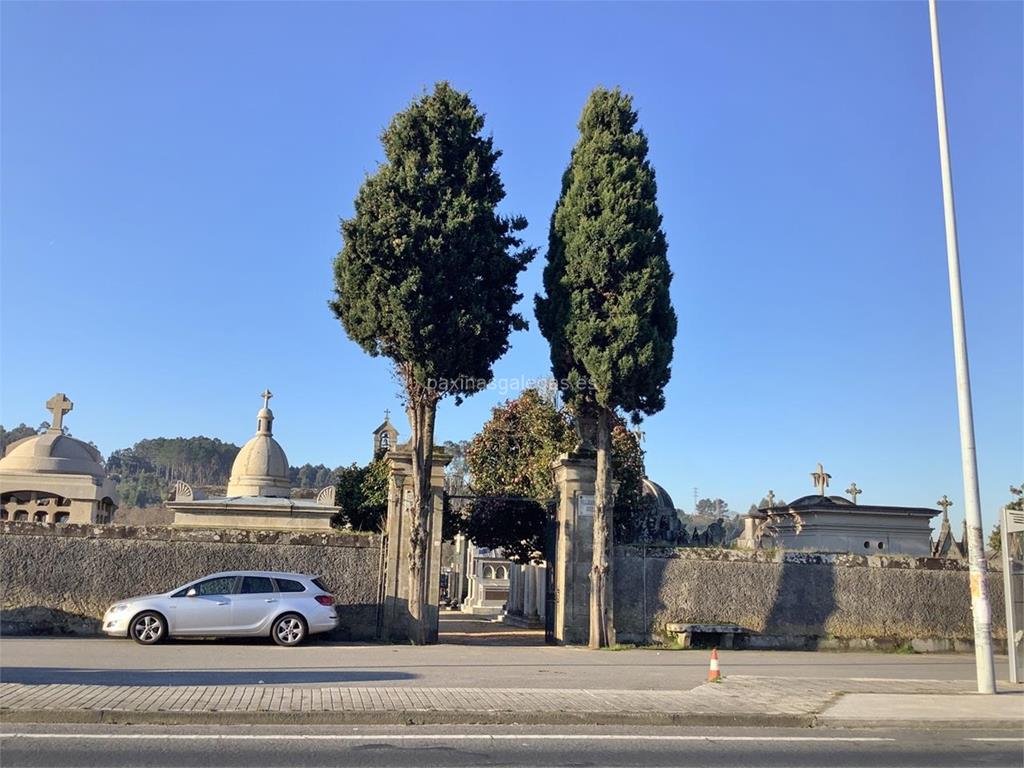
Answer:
0, 522, 1008, 647
613, 546, 1006, 648
0, 522, 381, 639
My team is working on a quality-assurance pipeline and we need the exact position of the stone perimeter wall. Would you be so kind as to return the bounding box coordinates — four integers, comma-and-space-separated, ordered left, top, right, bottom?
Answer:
0, 522, 382, 639
613, 546, 1008, 651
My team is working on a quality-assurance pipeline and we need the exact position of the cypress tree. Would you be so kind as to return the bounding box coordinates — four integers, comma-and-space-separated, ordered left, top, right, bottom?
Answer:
535, 87, 676, 648
331, 82, 535, 642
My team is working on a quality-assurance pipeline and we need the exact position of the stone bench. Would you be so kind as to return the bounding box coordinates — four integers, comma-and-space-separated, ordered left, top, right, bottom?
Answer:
665, 623, 749, 649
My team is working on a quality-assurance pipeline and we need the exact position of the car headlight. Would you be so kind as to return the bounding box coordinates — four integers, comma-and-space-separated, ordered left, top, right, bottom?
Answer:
108, 604, 129, 614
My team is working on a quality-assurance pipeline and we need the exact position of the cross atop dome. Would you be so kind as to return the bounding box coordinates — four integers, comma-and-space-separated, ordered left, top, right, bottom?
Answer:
256, 390, 275, 435
45, 393, 73, 433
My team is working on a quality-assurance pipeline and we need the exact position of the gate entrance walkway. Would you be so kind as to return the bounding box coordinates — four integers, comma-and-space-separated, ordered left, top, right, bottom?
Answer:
437, 610, 545, 646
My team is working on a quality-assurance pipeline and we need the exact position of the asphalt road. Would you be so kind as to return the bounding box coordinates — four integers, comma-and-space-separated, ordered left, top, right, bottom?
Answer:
0, 633, 996, 690
1, 724, 1020, 767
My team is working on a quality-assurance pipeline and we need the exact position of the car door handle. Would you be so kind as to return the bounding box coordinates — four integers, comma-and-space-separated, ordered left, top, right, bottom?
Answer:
264, 599, 277, 603
215, 601, 229, 605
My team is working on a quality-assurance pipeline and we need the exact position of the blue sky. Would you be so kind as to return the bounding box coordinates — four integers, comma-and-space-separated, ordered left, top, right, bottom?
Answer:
2, 2, 1020, 526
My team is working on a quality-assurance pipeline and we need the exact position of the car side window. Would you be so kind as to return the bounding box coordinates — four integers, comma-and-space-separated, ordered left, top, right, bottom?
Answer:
240, 576, 275, 595
275, 578, 306, 593
194, 576, 237, 596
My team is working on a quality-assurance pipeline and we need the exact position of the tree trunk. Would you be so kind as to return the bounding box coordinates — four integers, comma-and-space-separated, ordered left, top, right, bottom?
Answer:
404, 377, 438, 645
589, 406, 615, 649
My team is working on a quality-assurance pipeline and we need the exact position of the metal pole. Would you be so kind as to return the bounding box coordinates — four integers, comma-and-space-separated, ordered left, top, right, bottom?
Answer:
927, 0, 996, 694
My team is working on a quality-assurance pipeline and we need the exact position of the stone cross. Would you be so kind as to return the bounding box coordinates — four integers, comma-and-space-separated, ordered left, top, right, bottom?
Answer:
937, 495, 953, 518
261, 389, 273, 409
810, 463, 831, 496
45, 393, 73, 433
846, 482, 862, 505
766, 489, 776, 509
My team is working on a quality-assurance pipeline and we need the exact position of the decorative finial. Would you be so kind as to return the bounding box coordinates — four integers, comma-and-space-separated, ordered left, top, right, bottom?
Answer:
384, 408, 391, 422
937, 494, 953, 519
45, 393, 73, 433
846, 482, 862, 505
766, 489, 776, 509
261, 389, 273, 409
810, 463, 831, 496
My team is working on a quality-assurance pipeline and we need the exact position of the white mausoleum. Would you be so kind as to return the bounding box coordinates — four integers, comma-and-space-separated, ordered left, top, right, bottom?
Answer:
737, 464, 940, 556
167, 391, 339, 530
0, 393, 119, 525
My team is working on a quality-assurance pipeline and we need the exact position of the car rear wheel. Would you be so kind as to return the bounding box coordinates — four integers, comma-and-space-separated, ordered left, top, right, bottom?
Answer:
271, 614, 307, 647
130, 611, 166, 645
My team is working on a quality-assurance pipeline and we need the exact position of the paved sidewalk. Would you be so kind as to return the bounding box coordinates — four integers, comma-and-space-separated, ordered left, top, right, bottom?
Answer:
2, 675, 1020, 728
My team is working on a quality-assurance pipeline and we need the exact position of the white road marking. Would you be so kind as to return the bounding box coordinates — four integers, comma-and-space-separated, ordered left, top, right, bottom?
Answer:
0, 733, 895, 742
968, 738, 1024, 742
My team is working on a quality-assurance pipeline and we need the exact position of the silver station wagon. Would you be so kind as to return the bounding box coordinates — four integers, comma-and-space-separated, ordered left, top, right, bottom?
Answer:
102, 570, 339, 646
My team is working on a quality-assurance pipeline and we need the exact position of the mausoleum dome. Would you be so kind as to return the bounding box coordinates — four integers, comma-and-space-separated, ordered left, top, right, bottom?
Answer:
0, 431, 106, 479
226, 391, 291, 498
788, 494, 855, 508
642, 479, 676, 511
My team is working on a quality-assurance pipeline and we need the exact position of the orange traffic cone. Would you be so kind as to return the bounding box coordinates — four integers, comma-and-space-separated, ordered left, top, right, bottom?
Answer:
707, 647, 721, 682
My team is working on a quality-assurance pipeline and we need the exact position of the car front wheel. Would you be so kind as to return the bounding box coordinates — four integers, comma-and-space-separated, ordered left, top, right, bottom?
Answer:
271, 614, 307, 647
129, 611, 166, 645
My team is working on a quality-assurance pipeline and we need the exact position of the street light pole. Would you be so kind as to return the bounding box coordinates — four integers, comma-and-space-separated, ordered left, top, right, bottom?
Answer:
927, 0, 996, 695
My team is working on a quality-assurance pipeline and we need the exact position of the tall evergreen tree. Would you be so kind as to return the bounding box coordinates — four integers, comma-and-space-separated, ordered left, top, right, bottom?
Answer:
331, 82, 535, 642
535, 87, 676, 648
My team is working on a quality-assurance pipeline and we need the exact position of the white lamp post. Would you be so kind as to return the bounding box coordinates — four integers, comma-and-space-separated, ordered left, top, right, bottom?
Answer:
927, 0, 996, 695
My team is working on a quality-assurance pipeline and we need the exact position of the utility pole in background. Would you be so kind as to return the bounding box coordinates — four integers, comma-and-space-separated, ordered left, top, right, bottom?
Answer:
927, 0, 996, 695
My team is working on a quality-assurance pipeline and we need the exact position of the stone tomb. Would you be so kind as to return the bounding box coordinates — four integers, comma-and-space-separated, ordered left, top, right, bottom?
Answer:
0, 393, 119, 525
737, 464, 939, 556
460, 546, 511, 616
167, 391, 339, 530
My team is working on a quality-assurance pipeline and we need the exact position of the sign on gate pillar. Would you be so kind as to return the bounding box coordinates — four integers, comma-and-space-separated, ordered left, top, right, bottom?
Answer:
551, 451, 597, 645
378, 445, 451, 643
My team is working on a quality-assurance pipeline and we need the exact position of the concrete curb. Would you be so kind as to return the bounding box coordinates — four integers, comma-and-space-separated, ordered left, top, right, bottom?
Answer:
812, 716, 1024, 731
5, 707, 1023, 730
0, 708, 816, 728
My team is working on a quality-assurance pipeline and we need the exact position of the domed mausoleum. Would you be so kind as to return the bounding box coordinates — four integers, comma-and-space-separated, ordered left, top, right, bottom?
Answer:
167, 391, 339, 531
0, 393, 119, 524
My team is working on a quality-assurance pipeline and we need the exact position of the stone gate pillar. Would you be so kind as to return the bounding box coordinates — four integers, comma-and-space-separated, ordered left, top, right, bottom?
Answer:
378, 445, 450, 643
551, 451, 597, 644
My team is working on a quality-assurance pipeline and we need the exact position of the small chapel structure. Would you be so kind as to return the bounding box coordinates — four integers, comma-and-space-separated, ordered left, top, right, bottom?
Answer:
167, 391, 339, 530
0, 393, 119, 524
737, 463, 940, 556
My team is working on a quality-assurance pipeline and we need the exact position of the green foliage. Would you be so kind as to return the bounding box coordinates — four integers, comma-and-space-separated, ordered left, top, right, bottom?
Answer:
334, 458, 389, 532
1008, 484, 1024, 511
466, 389, 575, 501
695, 498, 731, 517
535, 86, 676, 419
988, 524, 1002, 554
290, 464, 335, 490
464, 496, 548, 564
105, 438, 240, 508
456, 390, 649, 553
442, 440, 471, 497
330, 81, 536, 403
330, 82, 535, 638
611, 423, 654, 542
108, 438, 240, 486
